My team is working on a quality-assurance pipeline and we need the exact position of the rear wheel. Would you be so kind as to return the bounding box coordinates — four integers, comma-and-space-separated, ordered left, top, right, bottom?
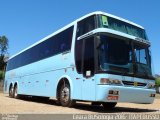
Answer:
59, 84, 75, 107
102, 102, 117, 110
13, 85, 20, 99
9, 85, 14, 98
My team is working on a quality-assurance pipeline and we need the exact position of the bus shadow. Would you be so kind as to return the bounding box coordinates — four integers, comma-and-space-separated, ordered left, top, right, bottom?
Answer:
11, 96, 158, 113
74, 103, 158, 113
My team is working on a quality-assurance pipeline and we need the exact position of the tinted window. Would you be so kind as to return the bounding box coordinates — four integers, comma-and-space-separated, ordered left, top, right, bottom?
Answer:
7, 26, 74, 71
75, 39, 83, 73
77, 15, 95, 37
99, 15, 147, 40
134, 45, 147, 64
83, 37, 95, 76
98, 35, 131, 65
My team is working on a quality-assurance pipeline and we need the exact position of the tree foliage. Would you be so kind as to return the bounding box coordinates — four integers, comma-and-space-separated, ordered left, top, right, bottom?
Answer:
0, 35, 9, 71
0, 70, 4, 80
0, 36, 8, 55
156, 77, 160, 87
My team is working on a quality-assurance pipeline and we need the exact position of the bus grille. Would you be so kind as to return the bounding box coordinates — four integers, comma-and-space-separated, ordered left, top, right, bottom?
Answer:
122, 81, 147, 87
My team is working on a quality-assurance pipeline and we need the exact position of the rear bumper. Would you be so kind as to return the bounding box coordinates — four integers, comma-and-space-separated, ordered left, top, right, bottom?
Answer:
96, 85, 155, 104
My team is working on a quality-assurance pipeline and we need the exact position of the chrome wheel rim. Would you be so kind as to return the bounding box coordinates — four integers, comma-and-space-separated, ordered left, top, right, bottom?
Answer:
61, 87, 69, 103
9, 87, 13, 97
14, 87, 17, 98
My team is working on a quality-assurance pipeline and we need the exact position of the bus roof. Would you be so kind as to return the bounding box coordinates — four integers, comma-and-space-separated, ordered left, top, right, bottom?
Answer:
9, 11, 144, 60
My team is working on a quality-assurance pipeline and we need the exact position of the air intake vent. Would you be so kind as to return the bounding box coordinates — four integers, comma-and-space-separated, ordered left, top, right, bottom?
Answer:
122, 81, 147, 87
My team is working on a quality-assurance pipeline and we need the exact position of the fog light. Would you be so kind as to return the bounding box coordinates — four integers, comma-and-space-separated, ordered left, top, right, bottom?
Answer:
113, 91, 119, 95
109, 90, 114, 94
109, 90, 119, 95
150, 94, 155, 97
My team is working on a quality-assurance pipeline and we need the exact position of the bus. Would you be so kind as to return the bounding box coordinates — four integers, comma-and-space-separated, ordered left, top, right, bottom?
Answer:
4, 11, 155, 109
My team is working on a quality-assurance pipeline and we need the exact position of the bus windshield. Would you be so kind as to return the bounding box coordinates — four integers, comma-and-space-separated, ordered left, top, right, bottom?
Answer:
97, 34, 152, 78
97, 35, 133, 75
98, 15, 148, 40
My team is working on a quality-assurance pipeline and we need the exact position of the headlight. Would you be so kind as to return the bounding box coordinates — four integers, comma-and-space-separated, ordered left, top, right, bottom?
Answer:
100, 78, 110, 84
148, 83, 155, 89
100, 78, 121, 85
112, 79, 121, 84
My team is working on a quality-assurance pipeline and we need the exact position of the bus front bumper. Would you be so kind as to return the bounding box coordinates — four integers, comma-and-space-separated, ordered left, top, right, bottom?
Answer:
96, 85, 156, 104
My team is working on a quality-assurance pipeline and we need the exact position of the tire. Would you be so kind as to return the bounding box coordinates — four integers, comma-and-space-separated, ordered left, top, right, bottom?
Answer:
9, 85, 14, 98
13, 85, 20, 99
55, 92, 61, 106
59, 84, 75, 107
102, 102, 117, 110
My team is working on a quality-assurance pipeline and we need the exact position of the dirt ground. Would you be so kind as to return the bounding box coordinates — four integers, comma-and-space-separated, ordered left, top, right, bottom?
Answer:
0, 92, 160, 114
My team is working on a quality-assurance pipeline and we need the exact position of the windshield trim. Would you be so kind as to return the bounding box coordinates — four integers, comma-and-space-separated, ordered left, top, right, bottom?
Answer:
77, 28, 150, 46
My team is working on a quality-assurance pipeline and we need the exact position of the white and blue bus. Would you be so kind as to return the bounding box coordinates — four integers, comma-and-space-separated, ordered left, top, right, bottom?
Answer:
4, 11, 155, 109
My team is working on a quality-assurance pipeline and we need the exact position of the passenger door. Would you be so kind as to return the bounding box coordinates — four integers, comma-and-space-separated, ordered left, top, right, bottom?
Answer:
81, 36, 96, 101
75, 16, 96, 100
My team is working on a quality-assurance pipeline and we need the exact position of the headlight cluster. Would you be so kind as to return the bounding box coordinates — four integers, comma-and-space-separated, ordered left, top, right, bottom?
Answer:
148, 83, 155, 89
100, 78, 121, 85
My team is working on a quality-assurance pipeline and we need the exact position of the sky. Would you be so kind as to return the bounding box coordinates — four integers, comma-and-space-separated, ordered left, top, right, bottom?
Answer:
0, 0, 159, 75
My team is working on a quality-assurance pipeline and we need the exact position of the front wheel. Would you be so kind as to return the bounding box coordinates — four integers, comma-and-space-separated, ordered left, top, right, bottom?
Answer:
59, 84, 75, 107
102, 102, 117, 110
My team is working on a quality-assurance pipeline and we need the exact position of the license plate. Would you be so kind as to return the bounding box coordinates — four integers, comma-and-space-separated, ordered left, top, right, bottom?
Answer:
107, 95, 119, 100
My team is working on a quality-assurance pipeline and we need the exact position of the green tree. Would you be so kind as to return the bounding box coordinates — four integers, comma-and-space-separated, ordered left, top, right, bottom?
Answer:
0, 36, 8, 56
156, 77, 160, 87
0, 35, 9, 80
0, 71, 4, 80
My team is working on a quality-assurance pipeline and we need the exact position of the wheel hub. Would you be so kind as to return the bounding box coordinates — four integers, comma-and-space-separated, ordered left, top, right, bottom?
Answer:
61, 87, 69, 103
14, 88, 17, 97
